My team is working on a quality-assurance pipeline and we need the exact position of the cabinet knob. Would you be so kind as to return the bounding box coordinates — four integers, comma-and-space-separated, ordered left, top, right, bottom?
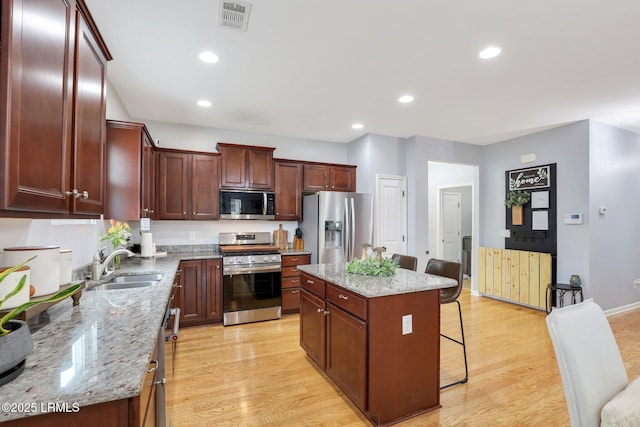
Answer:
324, 185, 328, 188
331, 186, 335, 189
324, 310, 330, 316
291, 290, 299, 294
176, 269, 182, 276
147, 360, 159, 373
307, 280, 314, 284
317, 308, 323, 313
183, 212, 187, 215
339, 294, 349, 300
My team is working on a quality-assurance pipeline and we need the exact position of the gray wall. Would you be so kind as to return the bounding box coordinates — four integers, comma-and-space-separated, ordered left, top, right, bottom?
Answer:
482, 121, 591, 297
405, 136, 484, 273
347, 134, 407, 193
588, 122, 640, 310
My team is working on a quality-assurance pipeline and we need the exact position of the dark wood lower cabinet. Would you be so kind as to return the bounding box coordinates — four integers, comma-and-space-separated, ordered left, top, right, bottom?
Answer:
300, 289, 326, 369
300, 271, 442, 426
176, 258, 222, 327
326, 302, 367, 410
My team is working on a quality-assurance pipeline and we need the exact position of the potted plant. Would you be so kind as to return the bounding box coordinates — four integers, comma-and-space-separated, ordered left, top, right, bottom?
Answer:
505, 190, 531, 225
0, 257, 81, 386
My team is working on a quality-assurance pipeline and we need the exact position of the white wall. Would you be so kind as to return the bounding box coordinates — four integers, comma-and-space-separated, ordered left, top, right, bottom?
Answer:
0, 219, 107, 269
142, 119, 349, 163
588, 122, 640, 310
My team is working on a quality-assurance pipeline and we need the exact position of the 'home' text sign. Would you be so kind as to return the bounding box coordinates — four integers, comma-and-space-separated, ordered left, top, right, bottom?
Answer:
509, 165, 551, 190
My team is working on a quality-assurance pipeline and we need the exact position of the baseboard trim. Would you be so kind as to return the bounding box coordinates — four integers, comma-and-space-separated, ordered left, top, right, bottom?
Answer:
604, 301, 640, 317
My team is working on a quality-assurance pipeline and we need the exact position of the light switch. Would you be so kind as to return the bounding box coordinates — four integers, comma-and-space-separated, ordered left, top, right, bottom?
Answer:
402, 314, 413, 335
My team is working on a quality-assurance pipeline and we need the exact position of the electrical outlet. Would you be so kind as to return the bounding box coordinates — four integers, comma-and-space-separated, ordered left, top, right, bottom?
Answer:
633, 279, 640, 289
189, 231, 196, 240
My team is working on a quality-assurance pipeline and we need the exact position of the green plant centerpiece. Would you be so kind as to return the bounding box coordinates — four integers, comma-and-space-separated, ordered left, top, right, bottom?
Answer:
504, 190, 531, 207
505, 190, 531, 226
0, 257, 81, 385
347, 256, 398, 277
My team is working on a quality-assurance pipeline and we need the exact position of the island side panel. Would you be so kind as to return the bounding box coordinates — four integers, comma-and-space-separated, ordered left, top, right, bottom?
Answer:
367, 289, 441, 425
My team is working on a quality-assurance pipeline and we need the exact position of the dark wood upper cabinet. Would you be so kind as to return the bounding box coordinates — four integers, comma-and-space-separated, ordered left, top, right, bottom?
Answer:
156, 149, 218, 220
217, 143, 275, 190
274, 160, 302, 221
105, 121, 156, 220
0, 0, 111, 216
303, 163, 356, 192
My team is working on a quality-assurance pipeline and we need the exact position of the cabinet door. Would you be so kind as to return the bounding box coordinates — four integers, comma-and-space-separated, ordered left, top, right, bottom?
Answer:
326, 302, 367, 410
157, 151, 189, 219
105, 121, 143, 220
205, 259, 222, 321
300, 289, 326, 369
274, 161, 302, 221
218, 145, 247, 188
303, 164, 330, 192
139, 341, 158, 426
177, 260, 205, 325
282, 288, 301, 312
330, 166, 356, 192
247, 148, 273, 190
191, 154, 218, 220
141, 131, 155, 219
71, 8, 108, 215
0, 0, 74, 213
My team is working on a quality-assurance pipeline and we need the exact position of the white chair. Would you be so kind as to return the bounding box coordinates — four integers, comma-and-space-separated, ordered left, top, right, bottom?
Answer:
546, 299, 640, 427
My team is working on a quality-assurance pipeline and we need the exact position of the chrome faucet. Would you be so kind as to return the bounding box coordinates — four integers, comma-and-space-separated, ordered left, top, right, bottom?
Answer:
91, 247, 136, 280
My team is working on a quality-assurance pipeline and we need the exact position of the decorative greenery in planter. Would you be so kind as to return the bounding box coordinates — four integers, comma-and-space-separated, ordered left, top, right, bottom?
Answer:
505, 190, 531, 226
347, 257, 398, 277
0, 257, 81, 385
504, 190, 531, 207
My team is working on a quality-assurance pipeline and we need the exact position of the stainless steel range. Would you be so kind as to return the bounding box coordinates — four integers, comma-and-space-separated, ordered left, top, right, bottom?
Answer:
219, 232, 282, 326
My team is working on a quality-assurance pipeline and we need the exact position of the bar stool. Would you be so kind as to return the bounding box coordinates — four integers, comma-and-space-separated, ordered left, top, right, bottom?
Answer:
425, 258, 468, 389
391, 253, 418, 271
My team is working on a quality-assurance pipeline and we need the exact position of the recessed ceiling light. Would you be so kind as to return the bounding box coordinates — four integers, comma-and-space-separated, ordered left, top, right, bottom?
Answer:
398, 95, 414, 103
198, 51, 219, 64
352, 123, 364, 129
479, 46, 501, 59
197, 100, 213, 107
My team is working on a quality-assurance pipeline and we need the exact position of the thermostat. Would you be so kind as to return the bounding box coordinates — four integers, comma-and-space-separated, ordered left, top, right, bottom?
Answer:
563, 213, 583, 224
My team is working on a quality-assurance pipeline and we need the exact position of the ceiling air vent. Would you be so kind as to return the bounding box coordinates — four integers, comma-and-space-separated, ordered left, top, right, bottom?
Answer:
218, 1, 253, 32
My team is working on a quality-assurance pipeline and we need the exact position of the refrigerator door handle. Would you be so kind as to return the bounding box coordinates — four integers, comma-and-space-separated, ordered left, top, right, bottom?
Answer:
350, 197, 356, 261
344, 197, 350, 261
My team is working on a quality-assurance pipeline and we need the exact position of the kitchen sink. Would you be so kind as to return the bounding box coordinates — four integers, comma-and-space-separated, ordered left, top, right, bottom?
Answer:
87, 273, 163, 291
107, 273, 164, 283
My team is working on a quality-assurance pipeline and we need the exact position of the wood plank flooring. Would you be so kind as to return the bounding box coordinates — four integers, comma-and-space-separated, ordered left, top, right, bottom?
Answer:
166, 291, 640, 426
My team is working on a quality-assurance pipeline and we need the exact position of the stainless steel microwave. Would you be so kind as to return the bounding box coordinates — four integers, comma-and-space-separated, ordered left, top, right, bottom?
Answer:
219, 190, 275, 220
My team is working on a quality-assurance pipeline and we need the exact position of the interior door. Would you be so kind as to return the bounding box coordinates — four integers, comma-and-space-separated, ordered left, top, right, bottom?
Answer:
440, 191, 461, 262
375, 175, 407, 256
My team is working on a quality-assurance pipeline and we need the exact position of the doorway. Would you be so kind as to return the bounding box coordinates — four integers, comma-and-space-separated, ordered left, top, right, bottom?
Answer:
428, 161, 478, 291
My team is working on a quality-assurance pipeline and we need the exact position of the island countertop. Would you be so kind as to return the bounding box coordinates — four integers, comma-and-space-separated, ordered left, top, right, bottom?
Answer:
297, 263, 457, 298
0, 252, 221, 422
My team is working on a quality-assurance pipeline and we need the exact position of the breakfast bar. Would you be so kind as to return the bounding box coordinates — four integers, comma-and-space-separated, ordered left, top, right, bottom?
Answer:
297, 263, 457, 426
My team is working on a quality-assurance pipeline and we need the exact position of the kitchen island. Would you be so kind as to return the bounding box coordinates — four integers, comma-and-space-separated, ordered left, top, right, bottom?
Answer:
0, 252, 219, 426
297, 263, 457, 426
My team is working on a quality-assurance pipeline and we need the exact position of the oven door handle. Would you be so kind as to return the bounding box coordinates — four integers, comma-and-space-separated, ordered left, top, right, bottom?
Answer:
223, 265, 282, 275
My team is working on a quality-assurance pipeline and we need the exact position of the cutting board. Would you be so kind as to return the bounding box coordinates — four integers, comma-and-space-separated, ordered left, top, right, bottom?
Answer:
273, 225, 288, 250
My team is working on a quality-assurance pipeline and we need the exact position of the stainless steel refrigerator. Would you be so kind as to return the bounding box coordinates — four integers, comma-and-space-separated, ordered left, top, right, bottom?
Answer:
300, 192, 374, 264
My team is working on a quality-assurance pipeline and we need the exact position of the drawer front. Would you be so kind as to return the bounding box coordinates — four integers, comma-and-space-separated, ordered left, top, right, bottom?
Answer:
282, 254, 311, 267
301, 272, 325, 298
282, 266, 302, 277
282, 288, 301, 311
326, 284, 367, 320
282, 276, 301, 289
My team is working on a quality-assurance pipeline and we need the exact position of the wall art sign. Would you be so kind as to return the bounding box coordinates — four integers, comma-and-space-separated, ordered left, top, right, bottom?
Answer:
509, 165, 551, 190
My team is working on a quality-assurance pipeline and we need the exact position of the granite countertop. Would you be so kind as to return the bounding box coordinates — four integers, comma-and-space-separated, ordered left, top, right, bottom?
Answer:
297, 263, 458, 298
0, 252, 219, 422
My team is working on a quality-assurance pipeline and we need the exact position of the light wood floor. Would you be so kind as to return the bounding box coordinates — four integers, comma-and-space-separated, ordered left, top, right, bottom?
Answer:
166, 291, 640, 426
